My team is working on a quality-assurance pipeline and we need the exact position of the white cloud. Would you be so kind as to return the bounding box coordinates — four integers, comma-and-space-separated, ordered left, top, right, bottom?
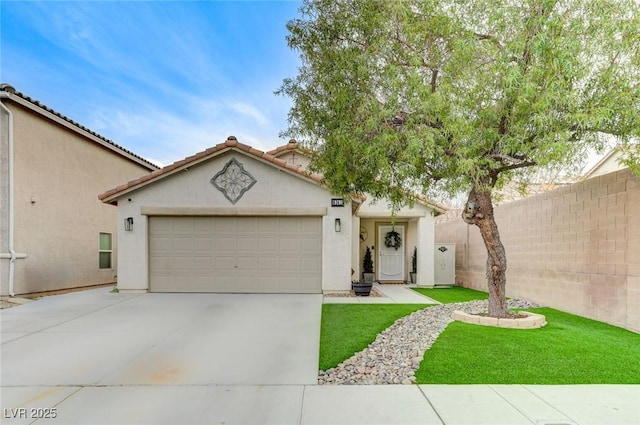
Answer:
229, 101, 269, 126
88, 95, 286, 166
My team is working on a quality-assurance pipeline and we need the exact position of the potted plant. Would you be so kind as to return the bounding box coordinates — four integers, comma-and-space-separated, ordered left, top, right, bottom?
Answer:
362, 246, 375, 282
410, 247, 417, 284
352, 280, 373, 296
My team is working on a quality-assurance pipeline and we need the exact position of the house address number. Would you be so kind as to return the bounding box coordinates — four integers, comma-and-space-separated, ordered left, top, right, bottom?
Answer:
331, 198, 344, 207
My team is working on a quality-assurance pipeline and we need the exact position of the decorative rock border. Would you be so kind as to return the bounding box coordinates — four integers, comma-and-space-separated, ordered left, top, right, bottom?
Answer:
318, 299, 544, 385
452, 310, 547, 329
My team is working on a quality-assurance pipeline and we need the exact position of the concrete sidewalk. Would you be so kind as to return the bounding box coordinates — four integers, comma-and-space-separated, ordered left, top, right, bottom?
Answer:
2, 383, 638, 424
2, 288, 638, 425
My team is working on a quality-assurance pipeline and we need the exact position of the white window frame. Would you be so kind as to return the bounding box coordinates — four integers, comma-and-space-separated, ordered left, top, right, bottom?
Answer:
99, 232, 113, 269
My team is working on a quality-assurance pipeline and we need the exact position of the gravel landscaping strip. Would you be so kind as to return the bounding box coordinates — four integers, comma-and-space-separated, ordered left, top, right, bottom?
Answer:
323, 287, 383, 297
318, 298, 542, 385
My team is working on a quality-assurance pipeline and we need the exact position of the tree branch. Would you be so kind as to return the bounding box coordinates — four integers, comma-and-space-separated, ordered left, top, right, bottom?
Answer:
474, 32, 505, 54
494, 160, 537, 174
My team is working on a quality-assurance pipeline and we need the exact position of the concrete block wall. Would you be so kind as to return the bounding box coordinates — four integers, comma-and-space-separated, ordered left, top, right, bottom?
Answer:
436, 169, 640, 332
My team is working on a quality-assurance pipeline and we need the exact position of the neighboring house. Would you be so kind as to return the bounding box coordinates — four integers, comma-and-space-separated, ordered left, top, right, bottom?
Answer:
99, 136, 447, 294
582, 147, 628, 179
0, 84, 158, 296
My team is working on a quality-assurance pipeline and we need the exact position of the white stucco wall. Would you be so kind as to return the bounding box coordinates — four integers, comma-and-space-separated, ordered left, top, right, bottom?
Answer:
274, 151, 311, 170
113, 150, 352, 292
416, 213, 435, 286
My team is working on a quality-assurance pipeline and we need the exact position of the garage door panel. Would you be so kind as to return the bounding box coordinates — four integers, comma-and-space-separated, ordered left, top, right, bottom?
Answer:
214, 237, 237, 251
278, 258, 300, 272
214, 256, 237, 270
258, 237, 278, 251
279, 237, 300, 252
214, 217, 236, 231
150, 236, 172, 251
260, 218, 281, 232
237, 236, 258, 251
300, 257, 321, 271
278, 219, 300, 233
300, 237, 321, 252
149, 216, 322, 293
193, 256, 213, 271
236, 221, 257, 234
299, 276, 320, 292
149, 256, 171, 273
150, 218, 172, 232
300, 218, 320, 232
172, 256, 194, 273
237, 256, 258, 270
193, 218, 213, 232
173, 237, 195, 251
193, 237, 212, 251
172, 219, 195, 232
257, 257, 278, 272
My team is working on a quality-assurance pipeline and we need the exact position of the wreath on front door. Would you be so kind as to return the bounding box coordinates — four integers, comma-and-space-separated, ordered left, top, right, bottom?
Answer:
384, 229, 402, 250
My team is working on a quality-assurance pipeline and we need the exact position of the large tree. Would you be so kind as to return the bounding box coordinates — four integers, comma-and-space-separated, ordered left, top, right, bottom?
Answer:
278, 0, 640, 317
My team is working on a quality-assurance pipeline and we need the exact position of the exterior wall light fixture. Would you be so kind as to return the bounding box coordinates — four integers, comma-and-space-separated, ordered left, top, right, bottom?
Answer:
335, 218, 341, 232
124, 217, 134, 231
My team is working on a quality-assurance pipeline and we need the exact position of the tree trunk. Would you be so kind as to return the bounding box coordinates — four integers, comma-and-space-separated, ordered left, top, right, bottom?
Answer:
462, 185, 509, 318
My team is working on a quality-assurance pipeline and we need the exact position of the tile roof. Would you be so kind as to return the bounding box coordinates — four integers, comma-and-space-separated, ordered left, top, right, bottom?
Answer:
267, 140, 447, 213
414, 194, 449, 214
99, 136, 325, 204
267, 139, 311, 157
0, 83, 158, 171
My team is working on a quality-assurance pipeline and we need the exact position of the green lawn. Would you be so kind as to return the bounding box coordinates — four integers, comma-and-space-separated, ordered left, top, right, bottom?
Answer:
413, 286, 488, 303
319, 287, 640, 383
319, 304, 430, 370
416, 307, 640, 384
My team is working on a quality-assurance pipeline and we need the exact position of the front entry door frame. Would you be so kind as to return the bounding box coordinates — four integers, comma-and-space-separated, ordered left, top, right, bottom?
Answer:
377, 224, 405, 282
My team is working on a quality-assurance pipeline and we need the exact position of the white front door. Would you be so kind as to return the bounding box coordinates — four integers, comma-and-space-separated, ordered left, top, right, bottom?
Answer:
378, 225, 405, 281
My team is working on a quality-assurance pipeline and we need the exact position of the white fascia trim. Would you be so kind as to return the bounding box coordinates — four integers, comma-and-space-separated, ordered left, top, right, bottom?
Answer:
140, 206, 328, 216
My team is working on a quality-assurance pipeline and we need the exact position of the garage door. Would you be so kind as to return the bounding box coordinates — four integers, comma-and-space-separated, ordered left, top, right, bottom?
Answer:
149, 216, 322, 293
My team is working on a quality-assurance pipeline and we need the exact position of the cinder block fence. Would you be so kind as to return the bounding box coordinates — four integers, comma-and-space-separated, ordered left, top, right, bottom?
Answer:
436, 168, 640, 333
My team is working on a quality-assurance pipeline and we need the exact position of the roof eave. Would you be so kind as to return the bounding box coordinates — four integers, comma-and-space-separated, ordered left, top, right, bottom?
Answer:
99, 137, 326, 204
0, 85, 158, 172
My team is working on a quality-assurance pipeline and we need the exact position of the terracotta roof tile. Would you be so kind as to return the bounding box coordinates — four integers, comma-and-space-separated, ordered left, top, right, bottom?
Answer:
247, 147, 262, 157
283, 161, 301, 172
271, 157, 287, 168
267, 139, 300, 156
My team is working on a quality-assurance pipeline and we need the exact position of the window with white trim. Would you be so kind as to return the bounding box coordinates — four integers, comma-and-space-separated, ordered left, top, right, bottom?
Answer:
99, 232, 112, 269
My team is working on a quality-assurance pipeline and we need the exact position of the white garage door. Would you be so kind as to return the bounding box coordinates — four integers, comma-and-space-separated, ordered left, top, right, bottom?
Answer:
149, 216, 322, 293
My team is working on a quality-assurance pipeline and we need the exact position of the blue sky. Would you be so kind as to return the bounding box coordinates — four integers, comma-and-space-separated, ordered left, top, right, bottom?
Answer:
1, 1, 302, 166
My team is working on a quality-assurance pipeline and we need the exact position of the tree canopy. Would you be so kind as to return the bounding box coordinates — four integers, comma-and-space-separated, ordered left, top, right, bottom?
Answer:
278, 0, 640, 316
278, 0, 640, 205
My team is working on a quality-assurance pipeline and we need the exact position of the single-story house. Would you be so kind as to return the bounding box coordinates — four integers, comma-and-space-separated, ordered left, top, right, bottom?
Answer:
99, 136, 446, 293
0, 84, 158, 296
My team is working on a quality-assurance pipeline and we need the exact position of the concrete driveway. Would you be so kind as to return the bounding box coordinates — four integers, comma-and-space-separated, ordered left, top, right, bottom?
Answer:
1, 288, 323, 424
1, 288, 321, 387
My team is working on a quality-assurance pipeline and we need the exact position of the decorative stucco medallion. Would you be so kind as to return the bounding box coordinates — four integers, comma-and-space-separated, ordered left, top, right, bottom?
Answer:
210, 158, 257, 204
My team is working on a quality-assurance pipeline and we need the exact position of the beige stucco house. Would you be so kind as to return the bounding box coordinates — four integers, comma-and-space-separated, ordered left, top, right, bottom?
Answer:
0, 84, 158, 296
582, 147, 629, 179
100, 137, 446, 294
